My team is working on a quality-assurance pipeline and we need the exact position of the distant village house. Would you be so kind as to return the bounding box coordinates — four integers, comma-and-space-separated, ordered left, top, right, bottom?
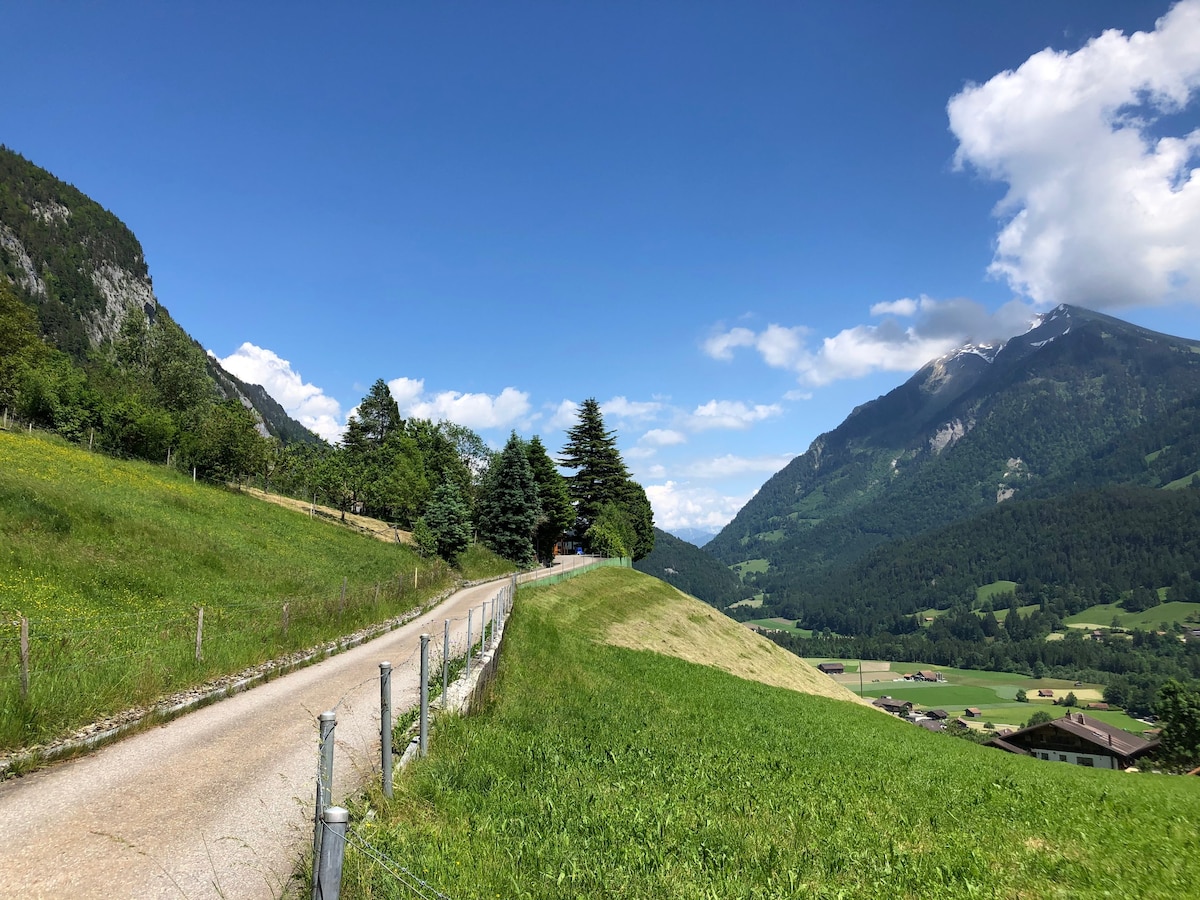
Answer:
987, 712, 1159, 770
817, 662, 845, 675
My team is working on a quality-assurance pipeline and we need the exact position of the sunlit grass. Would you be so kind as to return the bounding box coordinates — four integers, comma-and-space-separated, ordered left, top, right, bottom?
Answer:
344, 568, 1200, 899
0, 431, 473, 750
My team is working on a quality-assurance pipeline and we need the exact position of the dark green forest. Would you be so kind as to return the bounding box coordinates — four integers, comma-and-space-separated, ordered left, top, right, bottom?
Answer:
634, 528, 749, 608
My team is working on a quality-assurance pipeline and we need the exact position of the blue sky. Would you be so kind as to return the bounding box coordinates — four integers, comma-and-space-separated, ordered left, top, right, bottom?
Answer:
5, 2, 1200, 536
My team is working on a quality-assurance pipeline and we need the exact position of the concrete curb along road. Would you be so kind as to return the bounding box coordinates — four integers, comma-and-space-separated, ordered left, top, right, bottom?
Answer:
0, 558, 599, 900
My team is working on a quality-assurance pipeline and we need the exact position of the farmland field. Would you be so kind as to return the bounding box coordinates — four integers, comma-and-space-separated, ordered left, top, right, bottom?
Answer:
343, 569, 1200, 899
807, 659, 1145, 732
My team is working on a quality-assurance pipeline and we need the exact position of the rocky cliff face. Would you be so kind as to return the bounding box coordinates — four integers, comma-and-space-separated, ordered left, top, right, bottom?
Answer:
0, 145, 318, 445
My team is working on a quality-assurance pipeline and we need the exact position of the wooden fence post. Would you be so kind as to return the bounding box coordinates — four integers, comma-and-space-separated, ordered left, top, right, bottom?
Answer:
195, 607, 204, 662
282, 602, 290, 635
339, 578, 346, 615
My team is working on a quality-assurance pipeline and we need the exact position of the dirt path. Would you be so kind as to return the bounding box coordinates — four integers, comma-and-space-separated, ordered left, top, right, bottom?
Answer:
0, 560, 589, 899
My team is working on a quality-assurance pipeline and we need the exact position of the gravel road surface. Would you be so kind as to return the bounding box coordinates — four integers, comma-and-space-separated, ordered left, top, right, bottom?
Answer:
0, 559, 590, 899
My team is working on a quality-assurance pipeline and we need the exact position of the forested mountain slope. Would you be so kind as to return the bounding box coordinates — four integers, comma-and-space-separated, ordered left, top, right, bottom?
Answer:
633, 527, 749, 608
707, 306, 1200, 594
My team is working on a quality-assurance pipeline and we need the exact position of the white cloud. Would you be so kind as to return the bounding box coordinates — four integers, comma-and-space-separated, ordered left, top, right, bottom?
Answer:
689, 399, 783, 430
702, 326, 756, 361
702, 297, 1038, 387
386, 378, 531, 430
682, 453, 795, 479
545, 399, 579, 432
640, 428, 687, 447
870, 297, 919, 317
949, 0, 1200, 309
644, 480, 753, 532
602, 396, 663, 420
217, 342, 344, 442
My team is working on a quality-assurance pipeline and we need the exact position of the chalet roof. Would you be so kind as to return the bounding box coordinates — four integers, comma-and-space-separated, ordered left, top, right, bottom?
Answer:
918, 719, 945, 732
1037, 689, 1054, 697
917, 670, 939, 680
926, 708, 949, 720
872, 697, 912, 713
987, 737, 1031, 756
1004, 712, 1159, 760
965, 707, 982, 716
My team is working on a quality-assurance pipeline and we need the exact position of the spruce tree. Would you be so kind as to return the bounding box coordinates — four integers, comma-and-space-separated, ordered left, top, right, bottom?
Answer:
559, 398, 629, 537
424, 481, 471, 566
526, 435, 574, 563
478, 432, 541, 564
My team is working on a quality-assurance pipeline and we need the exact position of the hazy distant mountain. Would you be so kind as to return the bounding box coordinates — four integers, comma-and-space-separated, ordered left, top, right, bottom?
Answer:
0, 145, 319, 445
667, 526, 718, 547
706, 305, 1200, 601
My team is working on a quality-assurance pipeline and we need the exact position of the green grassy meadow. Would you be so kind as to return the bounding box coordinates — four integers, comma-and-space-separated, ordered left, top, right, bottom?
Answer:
345, 568, 1200, 899
1064, 600, 1200, 630
745, 616, 812, 636
0, 431, 509, 751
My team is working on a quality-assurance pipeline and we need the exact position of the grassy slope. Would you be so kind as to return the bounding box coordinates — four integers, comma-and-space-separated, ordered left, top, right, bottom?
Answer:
0, 431, 509, 750
347, 568, 1200, 899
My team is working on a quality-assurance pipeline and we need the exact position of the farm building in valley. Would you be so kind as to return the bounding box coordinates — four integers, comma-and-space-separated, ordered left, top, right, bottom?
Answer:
987, 712, 1159, 770
817, 662, 845, 675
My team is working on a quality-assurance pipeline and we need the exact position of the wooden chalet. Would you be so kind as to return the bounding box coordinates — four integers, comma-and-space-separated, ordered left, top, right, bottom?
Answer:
924, 708, 949, 720
964, 707, 982, 718
914, 670, 943, 682
987, 712, 1159, 770
817, 662, 845, 675
872, 697, 913, 715
1037, 689, 1055, 698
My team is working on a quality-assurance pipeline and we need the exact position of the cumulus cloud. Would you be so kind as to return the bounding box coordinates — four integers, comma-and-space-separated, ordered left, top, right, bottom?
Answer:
386, 378, 532, 429
703, 297, 1036, 386
545, 399, 579, 432
640, 428, 687, 447
644, 480, 754, 532
689, 399, 783, 430
949, 0, 1200, 309
682, 453, 795, 479
602, 396, 663, 420
702, 326, 757, 361
217, 342, 344, 442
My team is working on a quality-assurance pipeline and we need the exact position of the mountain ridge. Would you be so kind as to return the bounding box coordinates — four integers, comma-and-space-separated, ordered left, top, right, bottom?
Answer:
707, 304, 1200, 597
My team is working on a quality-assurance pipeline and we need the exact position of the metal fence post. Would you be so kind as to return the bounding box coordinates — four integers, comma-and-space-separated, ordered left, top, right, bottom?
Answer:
419, 634, 430, 757
312, 710, 336, 900
379, 662, 393, 799
481, 601, 489, 650
316, 806, 349, 900
466, 608, 473, 679
442, 619, 450, 708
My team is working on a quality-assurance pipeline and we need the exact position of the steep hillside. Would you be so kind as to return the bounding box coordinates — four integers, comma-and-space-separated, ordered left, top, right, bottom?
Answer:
0, 145, 316, 445
708, 306, 1200, 591
343, 567, 1200, 899
633, 527, 747, 608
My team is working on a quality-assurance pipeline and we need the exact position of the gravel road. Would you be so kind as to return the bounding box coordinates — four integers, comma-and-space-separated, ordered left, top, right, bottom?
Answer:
0, 560, 588, 899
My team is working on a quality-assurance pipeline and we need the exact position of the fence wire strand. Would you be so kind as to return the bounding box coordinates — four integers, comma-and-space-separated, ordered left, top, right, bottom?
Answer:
343, 824, 456, 900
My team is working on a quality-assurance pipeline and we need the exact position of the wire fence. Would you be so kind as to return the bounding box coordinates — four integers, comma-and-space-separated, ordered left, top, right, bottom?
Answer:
312, 558, 617, 898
